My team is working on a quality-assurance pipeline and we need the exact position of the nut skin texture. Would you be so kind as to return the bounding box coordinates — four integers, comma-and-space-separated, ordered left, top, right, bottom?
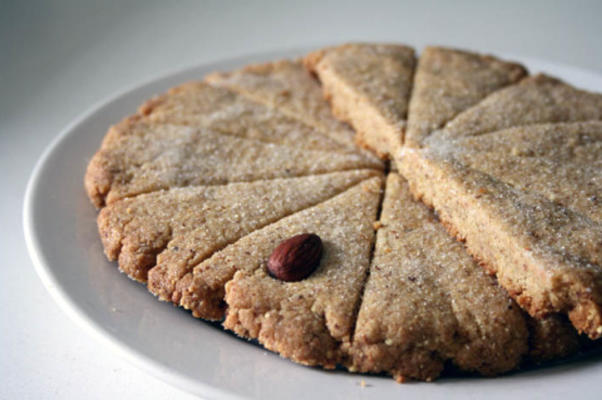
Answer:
267, 233, 323, 282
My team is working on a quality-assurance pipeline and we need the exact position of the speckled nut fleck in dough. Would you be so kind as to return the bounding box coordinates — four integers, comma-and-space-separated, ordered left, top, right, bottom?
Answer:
434, 74, 602, 140
304, 43, 416, 159
84, 118, 382, 207
396, 123, 602, 339
205, 59, 364, 154
405, 46, 527, 147
138, 81, 355, 153
221, 177, 382, 368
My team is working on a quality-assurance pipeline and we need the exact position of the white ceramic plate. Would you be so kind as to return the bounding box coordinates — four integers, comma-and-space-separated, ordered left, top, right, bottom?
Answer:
24, 48, 602, 399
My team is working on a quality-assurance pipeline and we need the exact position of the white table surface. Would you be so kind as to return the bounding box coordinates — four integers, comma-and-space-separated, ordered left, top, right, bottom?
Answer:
2, 1, 601, 398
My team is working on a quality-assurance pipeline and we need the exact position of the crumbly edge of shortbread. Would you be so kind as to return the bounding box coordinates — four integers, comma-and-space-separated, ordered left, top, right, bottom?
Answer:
397, 148, 602, 339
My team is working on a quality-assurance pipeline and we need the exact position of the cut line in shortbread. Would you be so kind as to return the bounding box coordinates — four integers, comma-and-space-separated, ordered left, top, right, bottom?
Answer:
432, 74, 602, 141
404, 46, 527, 147
219, 177, 382, 368
349, 174, 581, 382
304, 43, 416, 159
205, 59, 363, 153
397, 129, 602, 339
138, 81, 357, 153
84, 118, 382, 207
97, 169, 378, 286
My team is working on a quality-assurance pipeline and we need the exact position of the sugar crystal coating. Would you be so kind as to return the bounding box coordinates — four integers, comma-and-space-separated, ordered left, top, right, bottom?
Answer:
397, 126, 602, 338
86, 44, 601, 382
305, 43, 416, 158
405, 46, 527, 147
438, 74, 602, 140
205, 59, 368, 155
139, 81, 357, 153
222, 177, 382, 368
97, 169, 377, 288
85, 118, 381, 207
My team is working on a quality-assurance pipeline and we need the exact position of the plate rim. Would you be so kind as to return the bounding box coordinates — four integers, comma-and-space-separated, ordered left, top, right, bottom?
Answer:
22, 49, 309, 400
22, 46, 602, 399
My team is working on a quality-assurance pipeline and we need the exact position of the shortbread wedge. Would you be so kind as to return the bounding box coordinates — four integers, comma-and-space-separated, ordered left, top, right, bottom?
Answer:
304, 43, 415, 158
199, 177, 383, 368
97, 170, 378, 283
351, 174, 528, 381
84, 118, 382, 207
405, 46, 527, 147
349, 174, 581, 382
397, 127, 602, 339
437, 122, 602, 222
434, 74, 602, 140
138, 82, 354, 153
205, 59, 361, 152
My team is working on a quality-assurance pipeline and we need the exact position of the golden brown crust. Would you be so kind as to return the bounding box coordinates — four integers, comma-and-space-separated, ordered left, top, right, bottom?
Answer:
434, 122, 602, 222
138, 81, 358, 153
85, 115, 144, 208
149, 170, 381, 306
433, 216, 583, 362
225, 271, 342, 368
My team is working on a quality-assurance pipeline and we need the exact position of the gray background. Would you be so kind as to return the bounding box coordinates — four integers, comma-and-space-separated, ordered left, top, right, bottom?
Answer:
2, 1, 601, 398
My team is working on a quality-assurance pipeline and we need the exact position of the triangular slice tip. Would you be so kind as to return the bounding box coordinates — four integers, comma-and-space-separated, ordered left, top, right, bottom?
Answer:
434, 73, 602, 141
304, 43, 416, 159
405, 46, 527, 147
